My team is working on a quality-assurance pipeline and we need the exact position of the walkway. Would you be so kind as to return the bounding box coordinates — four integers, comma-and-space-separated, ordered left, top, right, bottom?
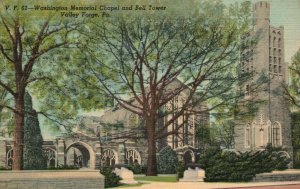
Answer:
128, 181, 300, 189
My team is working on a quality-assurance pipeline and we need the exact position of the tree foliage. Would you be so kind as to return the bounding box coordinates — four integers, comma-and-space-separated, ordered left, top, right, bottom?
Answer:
195, 123, 211, 150
0, 0, 90, 170
286, 49, 300, 167
287, 48, 300, 109
291, 112, 300, 168
77, 0, 254, 175
0, 89, 14, 136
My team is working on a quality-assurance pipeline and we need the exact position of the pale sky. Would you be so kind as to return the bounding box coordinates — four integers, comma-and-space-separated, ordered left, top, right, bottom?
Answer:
224, 0, 300, 63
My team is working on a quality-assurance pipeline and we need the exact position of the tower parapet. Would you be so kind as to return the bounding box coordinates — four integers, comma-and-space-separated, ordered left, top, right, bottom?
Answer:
253, 1, 270, 27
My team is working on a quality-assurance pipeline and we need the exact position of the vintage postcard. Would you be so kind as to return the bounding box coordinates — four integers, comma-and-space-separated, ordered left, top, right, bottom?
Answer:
0, 0, 300, 188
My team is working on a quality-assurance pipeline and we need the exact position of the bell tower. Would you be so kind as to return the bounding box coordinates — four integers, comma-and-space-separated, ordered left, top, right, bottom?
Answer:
234, 1, 293, 163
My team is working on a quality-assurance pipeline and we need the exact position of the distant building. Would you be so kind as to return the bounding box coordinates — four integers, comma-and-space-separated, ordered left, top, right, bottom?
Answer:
234, 1, 293, 162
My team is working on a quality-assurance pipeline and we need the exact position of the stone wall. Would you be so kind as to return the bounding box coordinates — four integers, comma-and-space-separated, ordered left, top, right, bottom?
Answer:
0, 141, 6, 168
0, 170, 104, 189
253, 170, 300, 182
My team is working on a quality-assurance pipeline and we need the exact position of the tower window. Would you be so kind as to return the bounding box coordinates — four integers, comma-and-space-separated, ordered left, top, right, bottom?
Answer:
274, 57, 277, 64
278, 38, 281, 47
269, 64, 272, 72
273, 48, 276, 56
245, 84, 251, 97
245, 124, 251, 148
278, 58, 281, 64
274, 65, 277, 73
278, 49, 281, 56
272, 122, 282, 147
279, 66, 282, 73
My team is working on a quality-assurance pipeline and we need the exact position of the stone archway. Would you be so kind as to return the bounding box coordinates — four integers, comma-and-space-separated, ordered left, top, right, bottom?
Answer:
183, 150, 194, 164
66, 141, 95, 169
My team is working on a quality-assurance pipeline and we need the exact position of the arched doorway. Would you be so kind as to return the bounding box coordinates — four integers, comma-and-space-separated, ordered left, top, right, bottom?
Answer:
66, 141, 95, 169
183, 150, 194, 164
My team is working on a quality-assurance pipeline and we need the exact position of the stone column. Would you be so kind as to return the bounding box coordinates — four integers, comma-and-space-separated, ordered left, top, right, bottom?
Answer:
56, 139, 65, 167
95, 143, 101, 169
118, 143, 125, 164
0, 140, 6, 168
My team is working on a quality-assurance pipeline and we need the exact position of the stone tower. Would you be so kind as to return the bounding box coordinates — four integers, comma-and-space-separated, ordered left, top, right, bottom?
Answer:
234, 1, 293, 161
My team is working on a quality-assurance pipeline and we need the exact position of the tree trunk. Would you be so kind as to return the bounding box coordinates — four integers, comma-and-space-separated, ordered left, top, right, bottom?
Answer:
146, 119, 158, 176
12, 95, 25, 170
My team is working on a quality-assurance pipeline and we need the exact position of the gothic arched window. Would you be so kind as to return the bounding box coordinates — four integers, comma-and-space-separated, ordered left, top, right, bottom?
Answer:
125, 149, 141, 164
272, 122, 282, 147
102, 149, 117, 166
245, 84, 251, 97
43, 148, 56, 168
245, 124, 251, 148
7, 149, 13, 169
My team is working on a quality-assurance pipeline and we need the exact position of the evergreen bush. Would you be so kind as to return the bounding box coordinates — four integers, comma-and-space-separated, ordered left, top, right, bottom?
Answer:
157, 146, 178, 174
100, 166, 121, 188
127, 163, 146, 174
199, 145, 290, 182
176, 161, 185, 180
23, 92, 47, 170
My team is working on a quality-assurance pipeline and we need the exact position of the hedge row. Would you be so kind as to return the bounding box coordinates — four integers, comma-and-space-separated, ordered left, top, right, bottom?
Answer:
199, 145, 290, 182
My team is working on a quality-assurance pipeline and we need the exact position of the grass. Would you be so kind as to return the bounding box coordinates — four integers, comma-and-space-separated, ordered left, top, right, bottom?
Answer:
134, 176, 177, 183
115, 183, 145, 188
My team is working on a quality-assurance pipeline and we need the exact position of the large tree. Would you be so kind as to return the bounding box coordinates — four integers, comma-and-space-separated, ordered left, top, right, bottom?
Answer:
79, 1, 254, 175
286, 48, 300, 167
0, 2, 84, 170
286, 48, 300, 108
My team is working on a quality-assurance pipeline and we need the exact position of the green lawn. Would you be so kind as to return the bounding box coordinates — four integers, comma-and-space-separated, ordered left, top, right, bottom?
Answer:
134, 176, 177, 182
115, 183, 144, 188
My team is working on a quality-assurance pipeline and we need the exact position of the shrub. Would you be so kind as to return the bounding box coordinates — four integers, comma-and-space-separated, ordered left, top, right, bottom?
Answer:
113, 163, 146, 174
128, 163, 146, 174
0, 166, 9, 171
100, 166, 121, 188
176, 161, 185, 180
157, 146, 178, 174
199, 145, 290, 182
23, 92, 47, 170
